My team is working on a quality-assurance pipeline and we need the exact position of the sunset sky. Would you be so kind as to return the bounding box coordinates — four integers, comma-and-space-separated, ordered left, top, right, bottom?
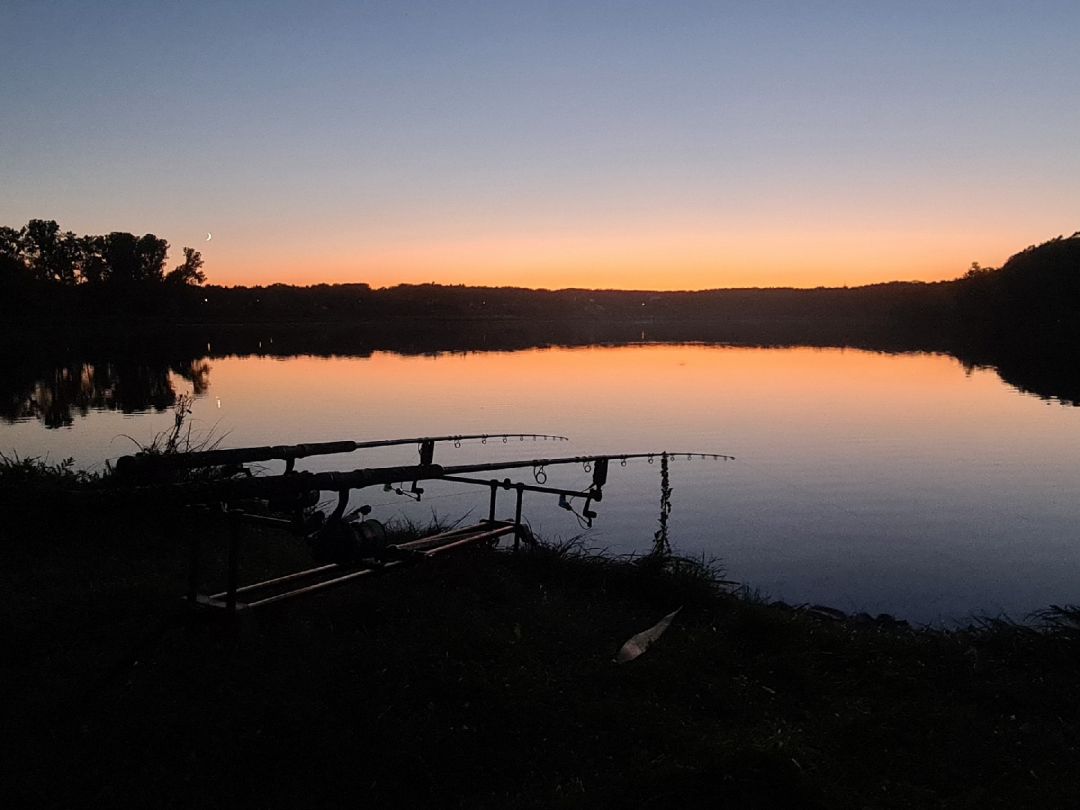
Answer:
2, 1, 1078, 290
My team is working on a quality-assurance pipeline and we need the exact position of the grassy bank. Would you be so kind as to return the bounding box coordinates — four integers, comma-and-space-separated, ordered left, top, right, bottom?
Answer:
3, 489, 1080, 809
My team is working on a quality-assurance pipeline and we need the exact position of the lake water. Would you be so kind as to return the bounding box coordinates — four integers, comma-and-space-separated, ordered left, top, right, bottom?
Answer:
4, 343, 1078, 624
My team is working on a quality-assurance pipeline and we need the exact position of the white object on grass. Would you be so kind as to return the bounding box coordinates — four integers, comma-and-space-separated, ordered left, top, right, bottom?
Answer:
614, 607, 682, 663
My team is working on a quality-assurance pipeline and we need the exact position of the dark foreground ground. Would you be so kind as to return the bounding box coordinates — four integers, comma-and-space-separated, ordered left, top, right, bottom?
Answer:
3, 506, 1079, 809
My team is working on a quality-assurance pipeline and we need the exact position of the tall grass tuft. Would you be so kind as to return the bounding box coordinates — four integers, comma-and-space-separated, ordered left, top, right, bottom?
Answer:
1032, 604, 1080, 639
122, 393, 225, 459
0, 451, 99, 488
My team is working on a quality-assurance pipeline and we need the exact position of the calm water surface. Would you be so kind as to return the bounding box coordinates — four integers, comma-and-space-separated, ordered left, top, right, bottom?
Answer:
5, 344, 1079, 624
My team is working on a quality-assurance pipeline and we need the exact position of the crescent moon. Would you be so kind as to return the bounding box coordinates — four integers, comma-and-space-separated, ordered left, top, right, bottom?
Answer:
205, 232, 212, 242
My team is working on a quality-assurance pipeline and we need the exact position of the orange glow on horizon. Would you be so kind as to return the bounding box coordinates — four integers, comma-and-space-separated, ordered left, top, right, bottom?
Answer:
201, 226, 1038, 291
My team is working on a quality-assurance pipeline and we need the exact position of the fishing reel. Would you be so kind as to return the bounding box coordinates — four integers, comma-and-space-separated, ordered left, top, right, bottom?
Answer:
306, 494, 387, 564
308, 515, 388, 564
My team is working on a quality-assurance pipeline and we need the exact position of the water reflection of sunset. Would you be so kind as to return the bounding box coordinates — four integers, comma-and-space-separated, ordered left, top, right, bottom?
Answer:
6, 343, 1080, 620
206, 345, 1049, 465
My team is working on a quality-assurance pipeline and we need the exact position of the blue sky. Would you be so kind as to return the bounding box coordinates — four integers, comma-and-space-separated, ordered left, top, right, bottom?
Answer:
2, 1, 1078, 288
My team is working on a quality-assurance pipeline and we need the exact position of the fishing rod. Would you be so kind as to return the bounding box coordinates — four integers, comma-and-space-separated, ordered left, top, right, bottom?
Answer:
390, 448, 735, 502
114, 432, 570, 477
102, 449, 732, 511
137, 450, 733, 531
438, 450, 734, 479
213, 449, 734, 551
434, 451, 734, 527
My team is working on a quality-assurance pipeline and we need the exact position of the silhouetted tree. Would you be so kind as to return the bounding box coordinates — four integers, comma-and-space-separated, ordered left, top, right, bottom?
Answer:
100, 232, 139, 285
165, 247, 205, 286
78, 234, 110, 285
19, 220, 81, 285
100, 231, 168, 286
0, 225, 21, 263
135, 233, 169, 284
0, 226, 24, 285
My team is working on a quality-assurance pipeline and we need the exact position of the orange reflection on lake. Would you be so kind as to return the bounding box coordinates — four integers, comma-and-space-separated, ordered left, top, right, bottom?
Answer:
201, 344, 1042, 466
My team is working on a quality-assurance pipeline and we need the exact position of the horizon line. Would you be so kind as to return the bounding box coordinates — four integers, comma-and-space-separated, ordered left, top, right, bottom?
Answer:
202, 277, 954, 295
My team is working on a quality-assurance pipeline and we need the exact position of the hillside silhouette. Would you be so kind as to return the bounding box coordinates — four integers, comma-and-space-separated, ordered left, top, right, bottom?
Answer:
948, 232, 1080, 403
956, 233, 1080, 347
4, 219, 1077, 347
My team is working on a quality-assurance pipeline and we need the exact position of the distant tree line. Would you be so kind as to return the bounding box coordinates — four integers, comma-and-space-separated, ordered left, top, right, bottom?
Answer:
186, 278, 958, 345
190, 234, 1074, 353
3, 219, 1077, 356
